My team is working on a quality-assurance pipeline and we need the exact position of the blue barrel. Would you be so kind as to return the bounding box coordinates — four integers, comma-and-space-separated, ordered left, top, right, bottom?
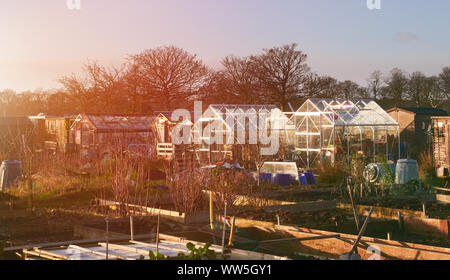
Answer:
299, 175, 308, 185
260, 173, 273, 183
304, 172, 316, 185
273, 173, 292, 186
0, 160, 22, 191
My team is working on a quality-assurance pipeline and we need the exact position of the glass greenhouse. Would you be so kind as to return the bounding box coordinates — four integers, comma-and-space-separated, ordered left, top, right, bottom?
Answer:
292, 98, 401, 167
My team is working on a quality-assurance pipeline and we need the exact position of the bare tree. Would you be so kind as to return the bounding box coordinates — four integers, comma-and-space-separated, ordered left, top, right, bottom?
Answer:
367, 70, 384, 100
219, 55, 261, 104
250, 43, 310, 110
303, 74, 339, 99
406, 71, 428, 106
129, 46, 209, 110
336, 80, 368, 99
383, 68, 409, 105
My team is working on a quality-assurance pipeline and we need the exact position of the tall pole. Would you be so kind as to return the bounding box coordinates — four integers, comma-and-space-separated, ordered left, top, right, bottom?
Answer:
397, 126, 401, 160
130, 216, 134, 241
156, 211, 160, 257
105, 217, 109, 260
221, 201, 227, 254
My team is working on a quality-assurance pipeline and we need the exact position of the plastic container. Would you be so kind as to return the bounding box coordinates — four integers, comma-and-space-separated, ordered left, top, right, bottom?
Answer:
395, 159, 419, 185
0, 160, 22, 191
260, 173, 273, 183
304, 172, 316, 185
273, 173, 292, 186
298, 175, 308, 185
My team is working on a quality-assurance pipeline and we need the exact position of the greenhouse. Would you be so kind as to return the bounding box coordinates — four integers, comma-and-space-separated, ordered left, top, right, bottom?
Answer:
292, 98, 401, 168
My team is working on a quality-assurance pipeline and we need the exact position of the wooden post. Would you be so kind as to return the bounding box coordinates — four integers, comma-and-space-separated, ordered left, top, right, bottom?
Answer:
276, 214, 280, 226
105, 217, 109, 260
156, 211, 160, 258
387, 232, 391, 241
398, 211, 403, 231
0, 240, 4, 260
130, 216, 134, 241
422, 203, 427, 218
209, 191, 214, 230
228, 216, 236, 247
221, 202, 227, 254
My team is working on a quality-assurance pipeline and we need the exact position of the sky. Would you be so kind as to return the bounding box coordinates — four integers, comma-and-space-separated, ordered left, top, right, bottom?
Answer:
1, 0, 450, 92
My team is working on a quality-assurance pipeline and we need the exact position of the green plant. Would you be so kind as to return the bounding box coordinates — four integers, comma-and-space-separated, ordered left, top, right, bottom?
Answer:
418, 150, 436, 179
184, 242, 217, 260
149, 250, 167, 260
147, 242, 229, 260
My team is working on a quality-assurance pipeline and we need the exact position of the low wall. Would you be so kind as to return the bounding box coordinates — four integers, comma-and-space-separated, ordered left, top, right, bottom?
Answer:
404, 217, 450, 238
99, 199, 210, 225
436, 194, 450, 204
275, 225, 450, 260
337, 203, 423, 220
263, 200, 337, 213
73, 225, 128, 240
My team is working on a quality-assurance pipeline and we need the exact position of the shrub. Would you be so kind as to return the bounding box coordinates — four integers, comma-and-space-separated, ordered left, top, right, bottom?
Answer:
418, 149, 436, 179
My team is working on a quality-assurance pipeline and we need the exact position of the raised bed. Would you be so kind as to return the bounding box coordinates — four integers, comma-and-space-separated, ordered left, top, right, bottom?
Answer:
337, 203, 424, 220
274, 225, 450, 260
99, 199, 210, 225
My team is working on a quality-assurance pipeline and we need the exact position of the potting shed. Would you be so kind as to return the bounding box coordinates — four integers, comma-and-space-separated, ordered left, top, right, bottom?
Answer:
292, 98, 401, 168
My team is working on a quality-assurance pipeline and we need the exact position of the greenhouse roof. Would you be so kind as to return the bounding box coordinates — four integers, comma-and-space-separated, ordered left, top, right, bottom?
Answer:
296, 98, 399, 127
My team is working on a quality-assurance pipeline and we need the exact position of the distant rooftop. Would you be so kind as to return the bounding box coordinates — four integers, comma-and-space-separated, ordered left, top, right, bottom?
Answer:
387, 106, 448, 116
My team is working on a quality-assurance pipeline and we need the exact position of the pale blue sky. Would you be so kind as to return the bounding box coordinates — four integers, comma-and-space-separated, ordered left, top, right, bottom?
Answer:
1, 0, 450, 91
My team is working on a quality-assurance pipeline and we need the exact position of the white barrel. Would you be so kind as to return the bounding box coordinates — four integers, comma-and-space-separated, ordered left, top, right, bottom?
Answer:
395, 159, 419, 184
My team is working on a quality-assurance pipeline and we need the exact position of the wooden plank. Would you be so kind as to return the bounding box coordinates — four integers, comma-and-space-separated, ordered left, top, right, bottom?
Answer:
129, 240, 188, 253
23, 248, 69, 260
276, 225, 450, 260
4, 233, 156, 252
68, 245, 135, 260
98, 243, 149, 256
434, 187, 450, 193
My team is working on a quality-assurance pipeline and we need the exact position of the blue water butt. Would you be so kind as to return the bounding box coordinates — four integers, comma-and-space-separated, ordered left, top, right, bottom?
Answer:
304, 172, 316, 185
299, 175, 308, 185
273, 173, 292, 186
260, 173, 273, 183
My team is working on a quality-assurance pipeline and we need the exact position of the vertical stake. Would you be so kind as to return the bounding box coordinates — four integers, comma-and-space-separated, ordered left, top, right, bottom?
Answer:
228, 216, 236, 247
398, 211, 403, 231
210, 191, 214, 230
422, 203, 427, 218
156, 210, 160, 258
387, 232, 391, 241
105, 216, 109, 260
221, 201, 227, 254
130, 216, 134, 241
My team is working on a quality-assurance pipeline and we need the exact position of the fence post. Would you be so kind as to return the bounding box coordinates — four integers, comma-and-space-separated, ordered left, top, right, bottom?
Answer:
210, 191, 214, 230
105, 217, 109, 260
130, 216, 134, 241
398, 211, 403, 231
221, 202, 227, 254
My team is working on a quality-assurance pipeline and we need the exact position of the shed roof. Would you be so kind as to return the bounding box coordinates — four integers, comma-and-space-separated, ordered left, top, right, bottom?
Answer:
387, 107, 448, 116
82, 114, 154, 132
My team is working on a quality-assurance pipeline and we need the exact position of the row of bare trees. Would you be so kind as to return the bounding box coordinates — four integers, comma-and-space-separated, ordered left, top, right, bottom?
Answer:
1, 43, 450, 117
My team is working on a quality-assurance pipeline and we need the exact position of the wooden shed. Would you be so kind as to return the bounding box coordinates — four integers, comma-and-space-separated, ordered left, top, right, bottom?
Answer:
431, 116, 450, 176
387, 107, 448, 159
70, 114, 153, 158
